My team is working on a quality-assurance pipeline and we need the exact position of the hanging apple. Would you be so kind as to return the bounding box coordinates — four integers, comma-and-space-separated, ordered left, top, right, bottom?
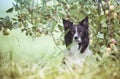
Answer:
111, 12, 117, 19
105, 10, 110, 15
2, 28, 11, 35
109, 5, 115, 11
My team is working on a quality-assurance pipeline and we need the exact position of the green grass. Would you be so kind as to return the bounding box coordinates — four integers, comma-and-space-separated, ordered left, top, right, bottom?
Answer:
1, 53, 120, 79
0, 29, 120, 79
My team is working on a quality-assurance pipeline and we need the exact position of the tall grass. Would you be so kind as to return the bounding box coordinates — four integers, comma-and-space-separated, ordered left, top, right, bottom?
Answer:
0, 29, 120, 79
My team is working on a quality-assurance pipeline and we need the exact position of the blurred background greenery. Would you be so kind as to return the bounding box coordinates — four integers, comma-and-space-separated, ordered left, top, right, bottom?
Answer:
0, 0, 120, 79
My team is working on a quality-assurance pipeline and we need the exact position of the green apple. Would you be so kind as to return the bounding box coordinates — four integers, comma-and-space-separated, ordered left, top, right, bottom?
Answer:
3, 28, 11, 35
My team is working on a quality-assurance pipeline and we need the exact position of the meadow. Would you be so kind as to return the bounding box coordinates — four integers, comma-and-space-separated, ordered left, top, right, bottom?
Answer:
0, 0, 120, 79
0, 29, 120, 79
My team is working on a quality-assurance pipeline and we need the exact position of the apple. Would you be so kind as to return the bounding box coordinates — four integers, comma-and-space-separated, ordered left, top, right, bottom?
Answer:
110, 43, 118, 52
105, 10, 110, 15
106, 47, 111, 52
109, 5, 115, 11
3, 28, 11, 35
104, 47, 111, 57
110, 43, 115, 49
111, 12, 117, 19
66, 4, 70, 9
90, 39, 93, 45
110, 38, 116, 44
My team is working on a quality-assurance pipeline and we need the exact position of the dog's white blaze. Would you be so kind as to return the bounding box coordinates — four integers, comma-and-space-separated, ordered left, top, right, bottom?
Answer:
74, 27, 78, 37
73, 27, 82, 43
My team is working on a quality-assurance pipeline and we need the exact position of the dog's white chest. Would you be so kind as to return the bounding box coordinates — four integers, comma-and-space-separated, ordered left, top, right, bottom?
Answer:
64, 42, 92, 68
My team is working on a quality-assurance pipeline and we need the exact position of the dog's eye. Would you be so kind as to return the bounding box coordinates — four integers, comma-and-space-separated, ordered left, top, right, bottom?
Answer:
79, 31, 82, 34
78, 31, 82, 33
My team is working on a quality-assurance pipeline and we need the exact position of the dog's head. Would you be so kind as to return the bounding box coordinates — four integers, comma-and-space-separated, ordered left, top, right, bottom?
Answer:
63, 17, 89, 53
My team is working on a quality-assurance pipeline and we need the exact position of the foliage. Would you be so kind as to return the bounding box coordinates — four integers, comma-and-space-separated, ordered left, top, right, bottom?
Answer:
0, 0, 120, 55
0, 0, 120, 79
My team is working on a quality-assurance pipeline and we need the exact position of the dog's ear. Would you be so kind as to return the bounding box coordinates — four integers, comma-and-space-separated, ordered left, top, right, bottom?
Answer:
63, 19, 73, 47
79, 16, 88, 29
63, 19, 73, 31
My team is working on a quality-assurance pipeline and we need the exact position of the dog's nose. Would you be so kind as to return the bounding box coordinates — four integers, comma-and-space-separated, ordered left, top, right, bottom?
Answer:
74, 36, 78, 40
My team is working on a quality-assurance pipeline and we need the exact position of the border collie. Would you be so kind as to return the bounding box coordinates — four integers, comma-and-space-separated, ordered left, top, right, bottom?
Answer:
63, 17, 92, 68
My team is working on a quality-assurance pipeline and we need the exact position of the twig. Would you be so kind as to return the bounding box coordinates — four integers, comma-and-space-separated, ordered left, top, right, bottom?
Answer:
100, 1, 105, 14
50, 32, 64, 53
94, 0, 102, 48
106, 0, 112, 46
31, 0, 34, 25
98, 0, 101, 15
13, 34, 20, 47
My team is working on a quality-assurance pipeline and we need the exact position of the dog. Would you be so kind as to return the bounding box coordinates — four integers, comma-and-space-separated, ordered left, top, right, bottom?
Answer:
62, 17, 92, 68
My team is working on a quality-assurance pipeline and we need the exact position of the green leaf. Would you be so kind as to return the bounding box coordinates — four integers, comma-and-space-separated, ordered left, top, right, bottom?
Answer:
15, 5, 20, 11
13, 22, 20, 29
58, 25, 63, 32
12, 18, 17, 21
0, 27, 2, 31
5, 16, 10, 22
97, 32, 104, 39
100, 45, 106, 53
0, 21, 3, 27
6, 7, 14, 13
0, 17, 4, 20
96, 15, 106, 24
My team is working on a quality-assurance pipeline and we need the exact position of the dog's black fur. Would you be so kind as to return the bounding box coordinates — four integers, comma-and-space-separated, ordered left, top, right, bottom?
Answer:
63, 17, 89, 53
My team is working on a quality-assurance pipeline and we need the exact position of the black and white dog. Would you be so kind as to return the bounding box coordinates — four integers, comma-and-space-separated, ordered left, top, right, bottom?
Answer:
63, 17, 92, 68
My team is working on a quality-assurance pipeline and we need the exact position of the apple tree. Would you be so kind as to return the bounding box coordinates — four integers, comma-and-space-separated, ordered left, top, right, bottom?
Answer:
0, 0, 120, 56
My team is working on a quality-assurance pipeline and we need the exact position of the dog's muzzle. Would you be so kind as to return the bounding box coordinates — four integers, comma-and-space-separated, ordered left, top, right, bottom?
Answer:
74, 36, 82, 43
